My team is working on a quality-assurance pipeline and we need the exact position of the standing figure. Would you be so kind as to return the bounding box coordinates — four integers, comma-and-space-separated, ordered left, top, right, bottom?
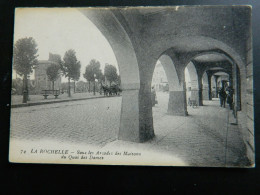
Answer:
151, 86, 157, 107
226, 87, 234, 110
219, 87, 227, 108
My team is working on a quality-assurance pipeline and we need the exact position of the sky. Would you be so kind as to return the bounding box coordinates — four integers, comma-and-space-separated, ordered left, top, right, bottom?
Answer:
13, 8, 118, 82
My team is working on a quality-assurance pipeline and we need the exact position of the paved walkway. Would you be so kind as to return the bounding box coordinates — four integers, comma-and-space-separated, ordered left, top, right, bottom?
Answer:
104, 94, 249, 167
11, 92, 105, 108
9, 92, 249, 167
152, 98, 248, 167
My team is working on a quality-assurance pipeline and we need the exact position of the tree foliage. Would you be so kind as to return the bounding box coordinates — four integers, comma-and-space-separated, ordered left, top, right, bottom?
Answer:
76, 81, 86, 92
46, 64, 60, 83
13, 37, 38, 76
61, 49, 81, 97
49, 53, 62, 65
61, 49, 81, 79
72, 62, 81, 82
83, 59, 102, 82
104, 64, 118, 85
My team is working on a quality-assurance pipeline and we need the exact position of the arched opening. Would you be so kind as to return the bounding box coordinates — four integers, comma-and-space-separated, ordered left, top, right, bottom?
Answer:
151, 54, 182, 121
202, 72, 210, 102
185, 62, 200, 107
80, 9, 144, 142
151, 60, 169, 117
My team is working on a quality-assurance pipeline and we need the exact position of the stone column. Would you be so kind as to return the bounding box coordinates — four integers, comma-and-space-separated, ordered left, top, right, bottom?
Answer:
139, 83, 155, 141
167, 80, 188, 116
198, 75, 203, 106
190, 80, 202, 106
118, 83, 154, 143
232, 63, 241, 111
202, 84, 209, 100
214, 75, 219, 98
202, 72, 211, 101
208, 74, 212, 100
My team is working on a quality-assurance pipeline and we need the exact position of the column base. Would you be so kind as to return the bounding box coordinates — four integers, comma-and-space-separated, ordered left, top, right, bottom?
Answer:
203, 89, 210, 100
191, 89, 203, 106
118, 89, 155, 143
167, 91, 188, 116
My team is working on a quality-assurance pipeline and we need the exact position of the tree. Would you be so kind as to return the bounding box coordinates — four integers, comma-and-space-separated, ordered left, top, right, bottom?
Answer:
49, 53, 62, 64
117, 75, 121, 86
12, 78, 23, 95
13, 37, 38, 103
61, 49, 81, 97
104, 64, 118, 86
46, 64, 60, 92
83, 59, 102, 95
71, 61, 81, 93
76, 81, 86, 92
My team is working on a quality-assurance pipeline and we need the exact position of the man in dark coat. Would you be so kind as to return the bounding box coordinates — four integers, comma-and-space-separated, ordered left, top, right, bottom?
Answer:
226, 87, 234, 110
219, 87, 227, 108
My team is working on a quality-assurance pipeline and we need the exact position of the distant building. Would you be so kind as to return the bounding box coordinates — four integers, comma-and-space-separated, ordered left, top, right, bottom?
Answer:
152, 61, 168, 91
34, 53, 62, 94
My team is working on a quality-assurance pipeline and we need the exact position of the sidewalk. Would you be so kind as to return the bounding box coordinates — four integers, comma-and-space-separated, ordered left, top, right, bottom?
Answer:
11, 92, 111, 108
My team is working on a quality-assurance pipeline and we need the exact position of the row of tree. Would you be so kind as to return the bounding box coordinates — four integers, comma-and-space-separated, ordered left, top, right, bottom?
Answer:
13, 37, 120, 102
83, 59, 120, 95
47, 54, 120, 96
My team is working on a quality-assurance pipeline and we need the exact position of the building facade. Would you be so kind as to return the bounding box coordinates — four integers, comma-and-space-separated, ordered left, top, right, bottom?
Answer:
34, 54, 62, 94
152, 61, 168, 91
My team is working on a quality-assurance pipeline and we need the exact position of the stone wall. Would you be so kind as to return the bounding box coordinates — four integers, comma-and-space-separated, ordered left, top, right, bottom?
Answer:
244, 23, 254, 164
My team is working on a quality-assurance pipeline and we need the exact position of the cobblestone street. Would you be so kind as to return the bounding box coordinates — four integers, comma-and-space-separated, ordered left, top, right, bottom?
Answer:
11, 96, 121, 147
10, 92, 248, 167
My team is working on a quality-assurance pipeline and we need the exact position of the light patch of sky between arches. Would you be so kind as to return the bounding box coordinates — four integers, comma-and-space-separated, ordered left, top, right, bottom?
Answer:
13, 8, 118, 82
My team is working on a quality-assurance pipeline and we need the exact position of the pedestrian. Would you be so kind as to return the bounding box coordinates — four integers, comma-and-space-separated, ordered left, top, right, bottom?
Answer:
151, 86, 157, 107
226, 88, 233, 110
219, 87, 227, 108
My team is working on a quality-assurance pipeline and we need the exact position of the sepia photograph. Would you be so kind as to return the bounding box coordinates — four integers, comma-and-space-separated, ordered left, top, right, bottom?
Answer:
9, 6, 254, 167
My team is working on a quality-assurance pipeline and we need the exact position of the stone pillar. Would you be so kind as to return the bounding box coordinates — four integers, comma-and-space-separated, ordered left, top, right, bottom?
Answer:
118, 83, 154, 142
229, 74, 233, 88
198, 75, 203, 106
202, 84, 210, 100
214, 75, 219, 98
232, 63, 241, 111
139, 84, 155, 141
168, 81, 188, 116
208, 74, 212, 100
202, 73, 211, 101
190, 81, 202, 105
190, 89, 199, 104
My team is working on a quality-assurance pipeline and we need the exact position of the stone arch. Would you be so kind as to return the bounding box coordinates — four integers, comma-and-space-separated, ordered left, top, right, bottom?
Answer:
154, 36, 246, 74
216, 73, 230, 88
185, 62, 201, 105
175, 37, 246, 111
153, 36, 246, 108
157, 55, 180, 91
79, 9, 140, 89
157, 54, 188, 115
79, 9, 149, 142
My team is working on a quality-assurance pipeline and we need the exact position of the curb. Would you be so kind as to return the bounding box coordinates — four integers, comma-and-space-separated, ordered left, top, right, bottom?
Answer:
11, 95, 121, 108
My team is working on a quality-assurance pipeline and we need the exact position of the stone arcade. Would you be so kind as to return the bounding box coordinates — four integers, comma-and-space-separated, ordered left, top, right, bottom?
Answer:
80, 7, 253, 162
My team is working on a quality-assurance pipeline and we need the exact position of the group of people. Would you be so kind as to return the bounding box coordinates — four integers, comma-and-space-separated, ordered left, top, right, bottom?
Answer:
218, 86, 234, 110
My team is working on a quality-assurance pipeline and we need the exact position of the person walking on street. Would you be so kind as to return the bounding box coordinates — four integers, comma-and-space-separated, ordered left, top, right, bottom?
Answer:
226, 87, 234, 110
219, 87, 227, 108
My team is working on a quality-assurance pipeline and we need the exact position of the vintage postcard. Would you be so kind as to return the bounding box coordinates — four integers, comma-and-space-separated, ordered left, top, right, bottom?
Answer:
9, 6, 254, 167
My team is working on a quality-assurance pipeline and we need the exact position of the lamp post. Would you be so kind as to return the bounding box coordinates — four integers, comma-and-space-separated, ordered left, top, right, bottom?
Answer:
22, 74, 30, 103
93, 74, 96, 95
27, 75, 30, 101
